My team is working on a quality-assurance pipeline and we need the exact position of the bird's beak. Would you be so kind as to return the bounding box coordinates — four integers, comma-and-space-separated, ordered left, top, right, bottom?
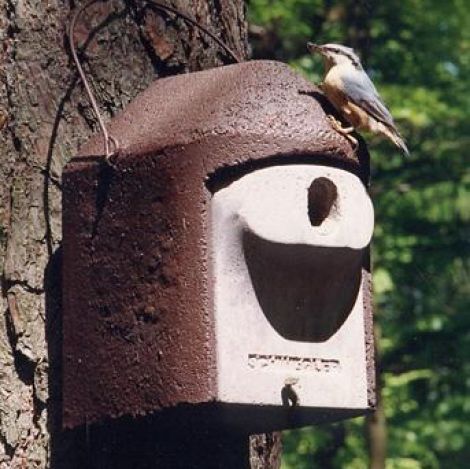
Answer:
307, 42, 323, 55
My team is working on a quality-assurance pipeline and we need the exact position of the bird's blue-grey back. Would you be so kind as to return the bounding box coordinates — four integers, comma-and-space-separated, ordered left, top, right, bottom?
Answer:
341, 69, 397, 131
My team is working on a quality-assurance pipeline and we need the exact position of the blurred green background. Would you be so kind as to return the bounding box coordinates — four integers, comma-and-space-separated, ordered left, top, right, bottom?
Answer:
246, 1, 469, 467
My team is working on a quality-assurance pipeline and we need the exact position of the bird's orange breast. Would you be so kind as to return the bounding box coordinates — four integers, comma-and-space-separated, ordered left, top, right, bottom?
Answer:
322, 71, 371, 130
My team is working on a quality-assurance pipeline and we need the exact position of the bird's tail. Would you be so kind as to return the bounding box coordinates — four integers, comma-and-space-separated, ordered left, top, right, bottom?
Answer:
392, 132, 410, 157
379, 124, 409, 157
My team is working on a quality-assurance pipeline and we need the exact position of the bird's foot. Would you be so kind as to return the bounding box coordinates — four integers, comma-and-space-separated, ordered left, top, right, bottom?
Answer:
327, 115, 358, 150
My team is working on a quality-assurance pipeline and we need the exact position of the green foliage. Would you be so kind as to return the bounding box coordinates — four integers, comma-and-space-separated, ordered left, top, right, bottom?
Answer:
247, 0, 470, 467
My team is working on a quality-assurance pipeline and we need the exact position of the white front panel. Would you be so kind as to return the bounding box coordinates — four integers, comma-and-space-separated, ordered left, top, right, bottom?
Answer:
211, 165, 373, 409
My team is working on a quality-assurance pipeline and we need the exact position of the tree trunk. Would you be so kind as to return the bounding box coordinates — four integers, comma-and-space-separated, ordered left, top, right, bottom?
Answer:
366, 324, 387, 469
366, 397, 387, 469
0, 1, 280, 467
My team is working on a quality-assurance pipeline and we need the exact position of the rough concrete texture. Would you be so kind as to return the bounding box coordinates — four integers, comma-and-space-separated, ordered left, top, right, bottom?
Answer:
63, 60, 375, 430
212, 165, 373, 409
75, 61, 369, 181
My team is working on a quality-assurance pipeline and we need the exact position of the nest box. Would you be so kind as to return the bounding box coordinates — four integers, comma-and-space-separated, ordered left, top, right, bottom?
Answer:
62, 60, 376, 432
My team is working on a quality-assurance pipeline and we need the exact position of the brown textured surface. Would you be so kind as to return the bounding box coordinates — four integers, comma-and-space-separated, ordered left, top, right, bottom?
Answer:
363, 268, 377, 409
62, 60, 373, 429
75, 60, 368, 180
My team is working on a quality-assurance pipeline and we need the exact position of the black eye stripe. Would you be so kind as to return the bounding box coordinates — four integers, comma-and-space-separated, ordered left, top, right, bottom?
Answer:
330, 47, 347, 56
327, 47, 361, 67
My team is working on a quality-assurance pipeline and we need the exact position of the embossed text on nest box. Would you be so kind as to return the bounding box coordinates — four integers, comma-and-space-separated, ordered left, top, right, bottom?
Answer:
248, 354, 340, 373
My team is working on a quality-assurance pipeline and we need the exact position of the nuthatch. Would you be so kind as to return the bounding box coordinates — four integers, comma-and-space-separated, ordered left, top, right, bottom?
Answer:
307, 42, 409, 156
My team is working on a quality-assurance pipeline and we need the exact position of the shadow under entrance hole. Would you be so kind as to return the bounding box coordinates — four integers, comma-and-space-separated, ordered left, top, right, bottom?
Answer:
243, 230, 363, 342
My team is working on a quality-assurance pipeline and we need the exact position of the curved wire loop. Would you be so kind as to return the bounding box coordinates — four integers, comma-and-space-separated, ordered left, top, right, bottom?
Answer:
68, 0, 241, 165
146, 1, 241, 63
69, 0, 118, 162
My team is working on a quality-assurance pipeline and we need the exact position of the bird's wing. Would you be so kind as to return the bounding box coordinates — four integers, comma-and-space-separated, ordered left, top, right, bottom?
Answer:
341, 70, 398, 131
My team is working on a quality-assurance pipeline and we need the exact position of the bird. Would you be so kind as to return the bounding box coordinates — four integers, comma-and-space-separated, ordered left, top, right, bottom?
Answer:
307, 42, 409, 156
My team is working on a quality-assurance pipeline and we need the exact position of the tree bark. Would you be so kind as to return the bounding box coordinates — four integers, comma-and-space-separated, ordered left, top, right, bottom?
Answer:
366, 324, 387, 469
366, 398, 387, 469
0, 1, 280, 467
